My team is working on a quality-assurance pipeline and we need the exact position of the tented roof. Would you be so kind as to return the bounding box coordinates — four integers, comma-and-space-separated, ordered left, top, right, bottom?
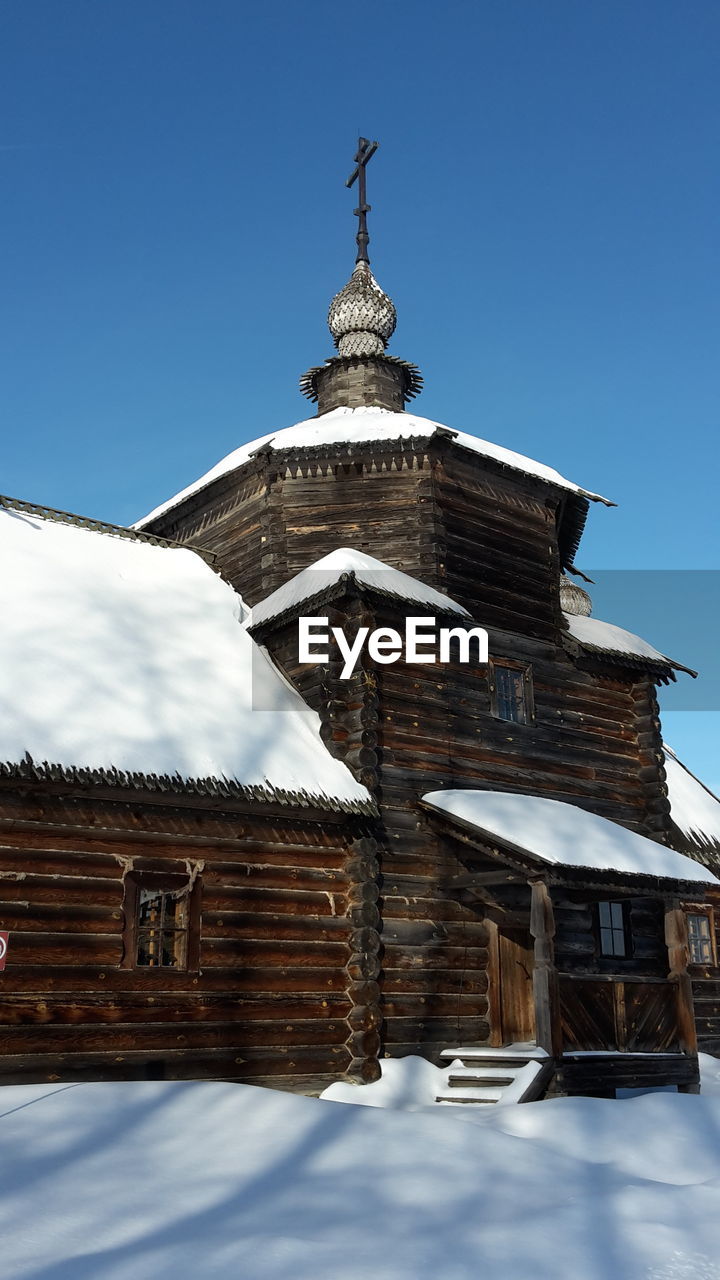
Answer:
0, 502, 372, 812
422, 789, 718, 884
135, 406, 612, 528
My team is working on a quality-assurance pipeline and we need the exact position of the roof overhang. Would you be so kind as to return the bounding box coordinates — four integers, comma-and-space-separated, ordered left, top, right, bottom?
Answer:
421, 790, 719, 893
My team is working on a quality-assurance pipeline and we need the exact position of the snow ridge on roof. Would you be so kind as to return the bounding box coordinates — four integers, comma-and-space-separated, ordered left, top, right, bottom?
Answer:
663, 745, 720, 852
249, 547, 471, 630
422, 789, 718, 884
0, 507, 371, 811
564, 612, 690, 672
135, 406, 612, 528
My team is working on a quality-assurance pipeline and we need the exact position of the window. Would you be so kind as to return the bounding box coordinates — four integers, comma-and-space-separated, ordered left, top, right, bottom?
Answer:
597, 901, 629, 957
685, 909, 716, 966
122, 873, 201, 970
490, 661, 534, 724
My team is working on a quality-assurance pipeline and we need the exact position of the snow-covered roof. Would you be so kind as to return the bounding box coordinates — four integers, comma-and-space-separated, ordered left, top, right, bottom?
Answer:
564, 612, 691, 673
135, 406, 612, 527
249, 547, 471, 630
0, 504, 372, 812
422, 789, 718, 884
664, 745, 720, 854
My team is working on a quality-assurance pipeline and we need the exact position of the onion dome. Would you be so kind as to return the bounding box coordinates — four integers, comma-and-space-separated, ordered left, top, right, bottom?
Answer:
560, 574, 592, 617
328, 261, 397, 357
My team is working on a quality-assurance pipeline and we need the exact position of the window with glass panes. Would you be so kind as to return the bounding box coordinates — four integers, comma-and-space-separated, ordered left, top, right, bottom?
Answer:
136, 884, 190, 968
597, 901, 628, 957
686, 911, 714, 965
122, 872, 200, 971
490, 662, 533, 724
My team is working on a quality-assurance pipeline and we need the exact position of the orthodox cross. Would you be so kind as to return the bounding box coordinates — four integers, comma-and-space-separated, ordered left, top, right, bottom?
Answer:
346, 136, 378, 265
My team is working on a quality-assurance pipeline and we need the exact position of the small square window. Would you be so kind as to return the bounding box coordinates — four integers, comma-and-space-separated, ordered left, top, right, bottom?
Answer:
490, 662, 533, 724
597, 900, 629, 957
122, 873, 200, 970
686, 910, 715, 966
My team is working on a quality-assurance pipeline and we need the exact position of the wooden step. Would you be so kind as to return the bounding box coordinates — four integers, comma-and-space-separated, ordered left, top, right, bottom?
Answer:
441, 1044, 548, 1063
435, 1087, 504, 1103
446, 1073, 515, 1088
443, 1055, 537, 1071
435, 1095, 498, 1105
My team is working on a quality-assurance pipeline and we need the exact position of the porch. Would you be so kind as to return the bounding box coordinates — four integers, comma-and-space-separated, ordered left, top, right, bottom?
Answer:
421, 788, 717, 1098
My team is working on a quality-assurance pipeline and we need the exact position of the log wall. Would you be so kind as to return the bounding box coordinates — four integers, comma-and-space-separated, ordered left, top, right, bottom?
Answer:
138, 433, 720, 1067
0, 789, 373, 1092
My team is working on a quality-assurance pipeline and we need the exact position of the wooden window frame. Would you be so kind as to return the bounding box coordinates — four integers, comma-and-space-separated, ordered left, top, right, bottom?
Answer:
489, 659, 535, 725
683, 903, 717, 969
595, 899, 633, 960
121, 871, 201, 972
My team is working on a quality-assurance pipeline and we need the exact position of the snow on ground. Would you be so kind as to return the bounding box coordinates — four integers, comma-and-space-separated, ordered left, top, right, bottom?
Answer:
321, 1053, 462, 1109
0, 506, 369, 808
134, 405, 611, 527
422, 789, 719, 884
664, 745, 720, 851
249, 547, 471, 628
2, 1063, 720, 1280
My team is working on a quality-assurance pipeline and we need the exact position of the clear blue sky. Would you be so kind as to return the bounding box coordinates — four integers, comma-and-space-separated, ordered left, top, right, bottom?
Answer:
2, 1, 718, 789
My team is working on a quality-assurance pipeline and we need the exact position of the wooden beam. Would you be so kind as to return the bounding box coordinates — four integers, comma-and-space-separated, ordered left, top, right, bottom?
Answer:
530, 882, 562, 1057
446, 870, 525, 890
664, 903, 698, 1055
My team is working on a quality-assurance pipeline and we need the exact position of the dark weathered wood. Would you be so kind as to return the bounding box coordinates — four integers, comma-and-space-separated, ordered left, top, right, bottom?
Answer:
1, 421, 715, 1097
665, 904, 698, 1054
530, 883, 562, 1056
555, 1051, 699, 1098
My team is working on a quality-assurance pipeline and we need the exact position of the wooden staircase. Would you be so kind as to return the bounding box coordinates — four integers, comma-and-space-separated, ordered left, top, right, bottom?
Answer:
435, 1044, 554, 1106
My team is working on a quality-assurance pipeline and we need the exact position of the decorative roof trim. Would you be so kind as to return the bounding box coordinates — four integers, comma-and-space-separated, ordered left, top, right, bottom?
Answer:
1, 494, 217, 566
562, 631, 696, 681
299, 354, 423, 403
248, 568, 469, 638
0, 755, 378, 817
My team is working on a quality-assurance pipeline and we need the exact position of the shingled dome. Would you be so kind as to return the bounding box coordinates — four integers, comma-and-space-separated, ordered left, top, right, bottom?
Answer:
328, 261, 397, 357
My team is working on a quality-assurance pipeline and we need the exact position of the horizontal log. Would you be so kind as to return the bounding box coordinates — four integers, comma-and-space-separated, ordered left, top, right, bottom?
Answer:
380, 944, 489, 970
201, 913, 349, 943
382, 993, 489, 1019
0, 1043, 352, 1083
0, 964, 350, 994
383, 1016, 490, 1044
5, 935, 121, 965
382, 968, 488, 996
0, 904, 122, 933
0, 994, 352, 1026
200, 939, 348, 967
0, 1017, 349, 1054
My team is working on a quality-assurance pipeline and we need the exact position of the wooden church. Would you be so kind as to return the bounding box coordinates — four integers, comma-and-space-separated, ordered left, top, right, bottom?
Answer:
1, 140, 719, 1100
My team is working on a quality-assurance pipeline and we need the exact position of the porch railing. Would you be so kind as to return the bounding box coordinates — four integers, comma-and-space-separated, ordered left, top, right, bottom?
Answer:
557, 973, 687, 1054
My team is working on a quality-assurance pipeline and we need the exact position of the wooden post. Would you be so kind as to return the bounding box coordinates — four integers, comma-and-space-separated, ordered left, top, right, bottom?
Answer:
665, 903, 698, 1056
530, 881, 562, 1058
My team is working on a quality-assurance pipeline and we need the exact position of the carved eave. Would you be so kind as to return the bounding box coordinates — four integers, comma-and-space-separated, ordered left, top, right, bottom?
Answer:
559, 629, 697, 684
1, 493, 218, 567
0, 756, 378, 818
139, 428, 593, 579
299, 354, 423, 410
248, 570, 466, 644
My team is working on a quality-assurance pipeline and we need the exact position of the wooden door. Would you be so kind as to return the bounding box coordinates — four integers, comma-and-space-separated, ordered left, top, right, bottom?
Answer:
489, 923, 535, 1046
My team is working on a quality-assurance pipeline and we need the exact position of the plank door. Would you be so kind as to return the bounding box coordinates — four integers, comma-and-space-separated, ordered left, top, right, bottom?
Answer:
489, 924, 535, 1046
